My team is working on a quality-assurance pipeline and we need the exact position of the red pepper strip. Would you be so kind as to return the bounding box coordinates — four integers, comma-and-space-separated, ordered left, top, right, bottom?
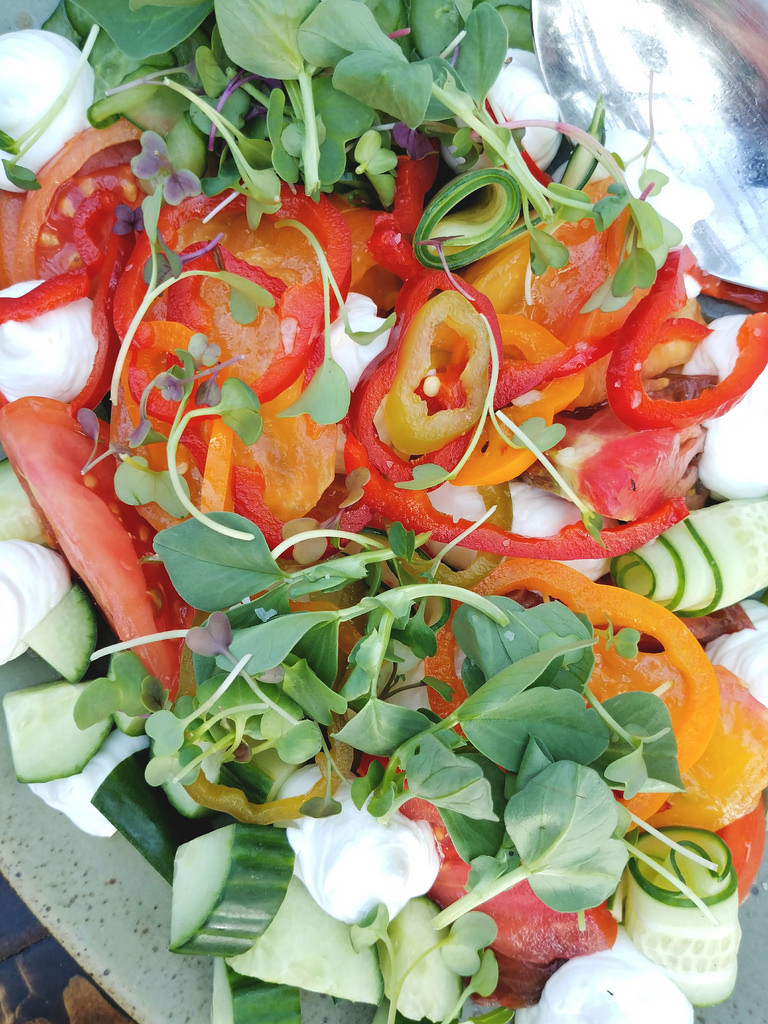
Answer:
367, 153, 439, 280
70, 219, 136, 414
494, 248, 692, 407
346, 270, 504, 481
72, 186, 122, 278
688, 264, 768, 314
231, 463, 286, 549
343, 432, 689, 559
0, 269, 89, 324
607, 307, 768, 429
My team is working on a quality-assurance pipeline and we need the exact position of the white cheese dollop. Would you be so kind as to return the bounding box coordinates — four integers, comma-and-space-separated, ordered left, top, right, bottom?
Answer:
0, 539, 70, 664
28, 731, 149, 837
487, 49, 561, 169
516, 928, 694, 1024
682, 314, 768, 499
283, 773, 439, 925
591, 128, 714, 246
0, 279, 97, 402
0, 29, 94, 192
705, 598, 768, 708
330, 292, 391, 390
508, 481, 610, 581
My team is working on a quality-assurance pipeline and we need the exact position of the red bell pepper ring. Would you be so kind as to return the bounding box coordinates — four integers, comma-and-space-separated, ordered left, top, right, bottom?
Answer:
342, 432, 689, 559
493, 248, 693, 407
607, 306, 768, 430
0, 269, 89, 324
347, 269, 504, 482
72, 186, 124, 278
367, 153, 439, 280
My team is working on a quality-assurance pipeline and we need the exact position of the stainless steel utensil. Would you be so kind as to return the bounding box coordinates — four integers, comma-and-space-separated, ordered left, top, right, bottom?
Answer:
531, 0, 768, 289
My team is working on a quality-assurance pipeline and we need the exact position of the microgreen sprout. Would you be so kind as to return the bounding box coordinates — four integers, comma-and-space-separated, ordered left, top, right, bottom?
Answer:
132, 130, 202, 206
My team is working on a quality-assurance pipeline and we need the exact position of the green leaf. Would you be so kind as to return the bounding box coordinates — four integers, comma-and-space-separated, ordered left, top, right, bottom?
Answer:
277, 358, 350, 424
332, 50, 433, 129
282, 658, 347, 726
195, 45, 229, 97
298, 0, 403, 67
397, 462, 448, 490
73, 651, 149, 729
213, 0, 316, 78
153, 513, 285, 610
404, 734, 498, 821
507, 416, 566, 453
528, 227, 569, 276
276, 719, 324, 763
439, 755, 507, 862
591, 183, 629, 231
114, 456, 191, 518
145, 708, 186, 756
227, 610, 340, 675
72, 0, 213, 58
461, 686, 609, 772
637, 167, 670, 197
2, 160, 40, 191
214, 378, 263, 445
441, 911, 498, 976
628, 197, 664, 252
505, 761, 628, 911
0, 129, 17, 152
267, 88, 301, 183
205, 269, 275, 325
333, 698, 431, 756
612, 246, 657, 297
453, 4, 508, 107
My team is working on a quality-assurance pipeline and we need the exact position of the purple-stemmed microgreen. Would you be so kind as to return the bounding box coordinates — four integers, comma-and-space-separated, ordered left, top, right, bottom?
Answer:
113, 203, 144, 236
414, 237, 475, 300
1, 24, 99, 190
76, 407, 130, 474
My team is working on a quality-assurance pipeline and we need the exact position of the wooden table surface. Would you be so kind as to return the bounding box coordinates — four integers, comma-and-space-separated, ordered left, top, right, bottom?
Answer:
0, 872, 135, 1024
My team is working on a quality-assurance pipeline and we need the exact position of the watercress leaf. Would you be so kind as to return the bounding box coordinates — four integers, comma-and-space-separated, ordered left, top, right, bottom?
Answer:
404, 734, 497, 821
461, 686, 609, 771
529, 227, 570, 276
282, 658, 347, 725
333, 50, 432, 129
153, 513, 284, 610
396, 462, 448, 490
276, 719, 324, 763
469, 947, 500, 999
612, 246, 657, 297
213, 0, 315, 79
3, 161, 40, 191
114, 456, 191, 518
277, 358, 350, 424
441, 911, 498, 977
298, 0, 402, 67
505, 761, 628, 912
227, 610, 340, 675
333, 698, 431, 756
145, 708, 186, 756
590, 690, 683, 796
453, 3, 508, 107
628, 197, 664, 251
73, 0, 212, 58
637, 166, 670, 196
214, 378, 263, 445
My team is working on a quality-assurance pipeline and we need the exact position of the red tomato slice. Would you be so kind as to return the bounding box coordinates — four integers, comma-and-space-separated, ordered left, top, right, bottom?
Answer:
401, 797, 617, 1007
718, 795, 767, 903
554, 405, 705, 520
0, 397, 191, 697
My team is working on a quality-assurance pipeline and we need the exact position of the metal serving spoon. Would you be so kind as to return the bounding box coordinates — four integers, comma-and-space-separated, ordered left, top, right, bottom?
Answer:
531, 0, 768, 289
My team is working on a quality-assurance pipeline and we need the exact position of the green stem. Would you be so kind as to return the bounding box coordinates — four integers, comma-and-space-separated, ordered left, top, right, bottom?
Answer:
432, 864, 529, 928
583, 685, 636, 746
296, 67, 321, 196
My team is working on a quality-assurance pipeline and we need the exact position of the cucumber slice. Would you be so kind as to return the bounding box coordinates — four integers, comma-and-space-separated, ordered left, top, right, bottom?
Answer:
24, 583, 97, 683
212, 958, 300, 1024
170, 822, 294, 956
623, 827, 740, 1006
611, 497, 768, 615
0, 459, 46, 543
92, 749, 210, 883
380, 896, 462, 1023
3, 680, 111, 783
560, 96, 607, 189
228, 876, 384, 1006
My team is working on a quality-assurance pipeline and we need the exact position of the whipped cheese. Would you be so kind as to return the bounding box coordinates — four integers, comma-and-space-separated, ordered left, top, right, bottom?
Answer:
487, 49, 561, 169
282, 771, 439, 925
516, 927, 694, 1024
0, 29, 94, 191
705, 599, 768, 708
0, 279, 97, 402
330, 292, 391, 390
0, 539, 70, 663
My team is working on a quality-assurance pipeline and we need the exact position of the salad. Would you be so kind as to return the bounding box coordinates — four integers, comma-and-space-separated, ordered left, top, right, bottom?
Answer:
0, 2, 767, 1023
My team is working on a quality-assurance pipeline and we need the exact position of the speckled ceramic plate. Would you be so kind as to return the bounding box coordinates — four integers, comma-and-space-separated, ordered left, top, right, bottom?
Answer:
0, 3, 766, 1023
